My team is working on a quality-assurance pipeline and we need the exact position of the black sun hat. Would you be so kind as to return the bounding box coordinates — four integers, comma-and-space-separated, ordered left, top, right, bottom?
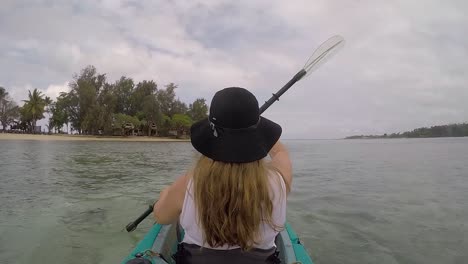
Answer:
190, 87, 282, 163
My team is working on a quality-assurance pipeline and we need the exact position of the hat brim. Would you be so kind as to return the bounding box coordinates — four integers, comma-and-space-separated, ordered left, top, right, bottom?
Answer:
190, 117, 282, 163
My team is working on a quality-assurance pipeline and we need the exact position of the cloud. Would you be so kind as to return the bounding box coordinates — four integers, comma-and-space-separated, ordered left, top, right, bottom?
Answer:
1, 0, 467, 138
43, 82, 70, 100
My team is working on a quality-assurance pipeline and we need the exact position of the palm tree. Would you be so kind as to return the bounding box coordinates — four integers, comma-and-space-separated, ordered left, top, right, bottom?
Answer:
22, 89, 46, 133
44, 96, 52, 112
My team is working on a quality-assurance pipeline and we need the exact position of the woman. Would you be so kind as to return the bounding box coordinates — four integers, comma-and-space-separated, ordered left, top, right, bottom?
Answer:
153, 87, 292, 264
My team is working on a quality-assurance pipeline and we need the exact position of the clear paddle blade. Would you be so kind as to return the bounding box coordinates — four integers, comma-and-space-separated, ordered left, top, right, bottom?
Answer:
259, 35, 345, 114
303, 35, 345, 77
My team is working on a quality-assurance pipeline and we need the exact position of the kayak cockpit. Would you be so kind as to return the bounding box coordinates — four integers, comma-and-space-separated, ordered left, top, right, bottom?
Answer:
123, 223, 312, 264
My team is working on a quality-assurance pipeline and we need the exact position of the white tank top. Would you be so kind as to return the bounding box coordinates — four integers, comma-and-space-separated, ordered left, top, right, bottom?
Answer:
180, 170, 287, 250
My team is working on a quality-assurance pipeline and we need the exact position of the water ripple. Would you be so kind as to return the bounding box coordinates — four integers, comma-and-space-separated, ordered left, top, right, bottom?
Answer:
1, 139, 468, 263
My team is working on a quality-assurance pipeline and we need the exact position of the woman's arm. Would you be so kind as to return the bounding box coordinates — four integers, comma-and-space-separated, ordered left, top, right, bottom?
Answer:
269, 140, 292, 193
153, 173, 189, 224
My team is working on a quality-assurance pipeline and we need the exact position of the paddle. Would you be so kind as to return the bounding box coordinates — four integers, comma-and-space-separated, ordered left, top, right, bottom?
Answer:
126, 204, 154, 232
259, 35, 345, 114
125, 35, 345, 232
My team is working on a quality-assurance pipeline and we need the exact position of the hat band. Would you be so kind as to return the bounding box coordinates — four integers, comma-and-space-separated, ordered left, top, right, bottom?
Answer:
209, 118, 260, 138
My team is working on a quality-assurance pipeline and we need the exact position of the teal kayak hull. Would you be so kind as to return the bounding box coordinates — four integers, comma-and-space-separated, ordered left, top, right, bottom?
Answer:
122, 223, 313, 264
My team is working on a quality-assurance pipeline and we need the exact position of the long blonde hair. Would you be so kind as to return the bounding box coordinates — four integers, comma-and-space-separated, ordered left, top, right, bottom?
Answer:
192, 155, 279, 251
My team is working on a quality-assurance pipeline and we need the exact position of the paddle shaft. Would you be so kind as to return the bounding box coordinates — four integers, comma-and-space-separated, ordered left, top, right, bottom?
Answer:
126, 204, 153, 232
259, 69, 306, 114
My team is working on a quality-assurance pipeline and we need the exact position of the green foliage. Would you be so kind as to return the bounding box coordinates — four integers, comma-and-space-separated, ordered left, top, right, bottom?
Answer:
49, 98, 68, 133
75, 66, 107, 134
157, 114, 172, 136
129, 80, 158, 116
170, 114, 193, 138
171, 99, 188, 116
188, 98, 208, 122
63, 65, 117, 134
18, 65, 208, 136
0, 87, 6, 99
65, 66, 91, 132
171, 114, 192, 130
22, 88, 47, 131
142, 94, 161, 125
114, 76, 134, 115
157, 83, 177, 117
0, 87, 20, 131
97, 83, 118, 135
400, 124, 468, 138
113, 113, 142, 128
19, 104, 33, 127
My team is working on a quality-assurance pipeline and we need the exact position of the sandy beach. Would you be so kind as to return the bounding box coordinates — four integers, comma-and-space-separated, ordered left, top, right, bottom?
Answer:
0, 133, 190, 142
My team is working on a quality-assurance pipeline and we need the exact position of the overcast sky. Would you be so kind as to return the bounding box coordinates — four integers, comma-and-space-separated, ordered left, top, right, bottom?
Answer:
1, 0, 467, 138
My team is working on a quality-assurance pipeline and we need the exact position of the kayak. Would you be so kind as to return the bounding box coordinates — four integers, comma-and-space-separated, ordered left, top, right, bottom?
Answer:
122, 222, 314, 264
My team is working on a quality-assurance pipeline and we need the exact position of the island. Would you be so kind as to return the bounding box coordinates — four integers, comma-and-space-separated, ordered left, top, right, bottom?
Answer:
345, 123, 468, 139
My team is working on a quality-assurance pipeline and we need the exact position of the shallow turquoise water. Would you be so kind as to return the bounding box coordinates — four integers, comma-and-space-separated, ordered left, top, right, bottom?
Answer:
0, 138, 467, 263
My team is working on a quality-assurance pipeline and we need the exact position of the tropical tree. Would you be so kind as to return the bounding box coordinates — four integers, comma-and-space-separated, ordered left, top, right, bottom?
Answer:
114, 76, 134, 115
0, 87, 20, 131
129, 80, 157, 116
19, 105, 33, 131
49, 95, 70, 133
158, 114, 172, 136
44, 96, 53, 132
157, 83, 177, 116
0, 87, 6, 99
67, 65, 106, 134
44, 96, 52, 112
95, 83, 117, 135
171, 114, 192, 138
188, 98, 208, 122
142, 93, 161, 136
169, 99, 188, 117
35, 65, 209, 136
113, 113, 142, 128
113, 113, 142, 136
51, 92, 73, 133
22, 88, 47, 132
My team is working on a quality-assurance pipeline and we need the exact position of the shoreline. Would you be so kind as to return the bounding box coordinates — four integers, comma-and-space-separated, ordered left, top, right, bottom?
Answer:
0, 133, 190, 142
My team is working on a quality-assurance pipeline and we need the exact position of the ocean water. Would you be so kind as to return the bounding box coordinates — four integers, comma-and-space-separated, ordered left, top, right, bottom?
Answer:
0, 138, 467, 263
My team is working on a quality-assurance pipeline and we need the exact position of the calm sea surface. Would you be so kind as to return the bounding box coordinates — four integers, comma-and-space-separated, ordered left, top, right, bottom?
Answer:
0, 138, 467, 264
